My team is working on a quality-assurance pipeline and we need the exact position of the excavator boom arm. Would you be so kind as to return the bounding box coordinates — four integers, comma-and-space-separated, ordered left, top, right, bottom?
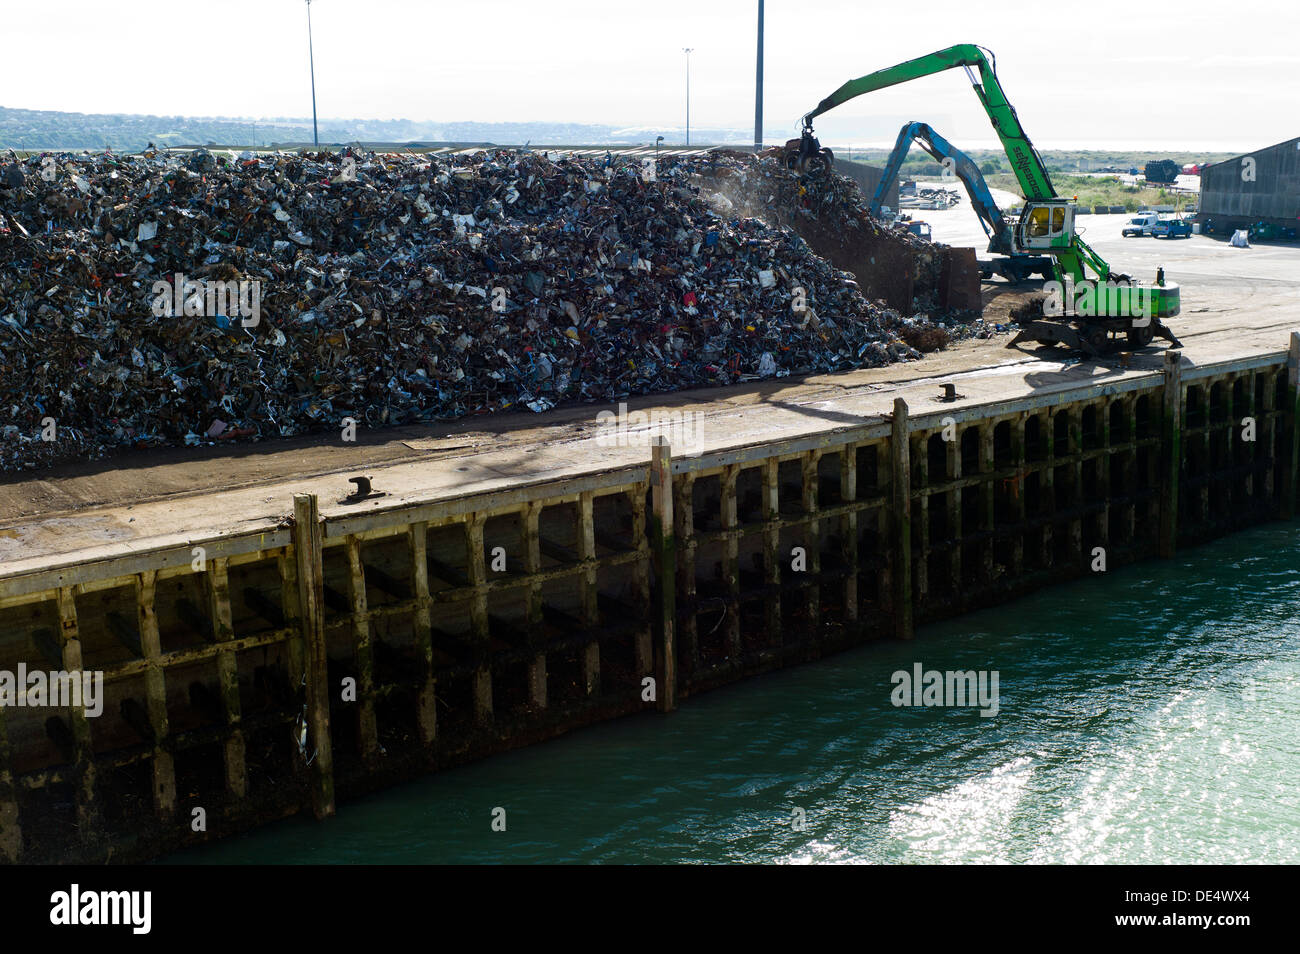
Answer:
868, 121, 1014, 254
805, 44, 1056, 202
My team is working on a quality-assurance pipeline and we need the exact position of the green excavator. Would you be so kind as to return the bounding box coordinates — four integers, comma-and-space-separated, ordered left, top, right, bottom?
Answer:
786, 44, 1182, 354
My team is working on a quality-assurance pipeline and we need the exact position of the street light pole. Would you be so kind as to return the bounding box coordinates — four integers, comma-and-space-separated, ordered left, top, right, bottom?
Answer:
754, 1, 764, 152
683, 48, 694, 147
306, 1, 319, 147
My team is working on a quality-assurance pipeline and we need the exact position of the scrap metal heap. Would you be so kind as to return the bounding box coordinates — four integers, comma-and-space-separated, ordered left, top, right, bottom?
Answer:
692, 149, 967, 316
0, 148, 986, 472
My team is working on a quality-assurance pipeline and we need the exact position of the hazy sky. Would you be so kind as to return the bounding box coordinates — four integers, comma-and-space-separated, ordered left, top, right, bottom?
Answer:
7, 0, 1297, 150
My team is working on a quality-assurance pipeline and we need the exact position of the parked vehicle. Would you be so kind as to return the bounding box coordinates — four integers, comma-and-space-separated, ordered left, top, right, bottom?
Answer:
904, 220, 931, 241
1248, 221, 1299, 242
1122, 212, 1160, 237
1150, 215, 1192, 239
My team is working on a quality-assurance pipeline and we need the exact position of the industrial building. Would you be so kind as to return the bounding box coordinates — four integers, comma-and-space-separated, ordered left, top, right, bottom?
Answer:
1198, 136, 1300, 237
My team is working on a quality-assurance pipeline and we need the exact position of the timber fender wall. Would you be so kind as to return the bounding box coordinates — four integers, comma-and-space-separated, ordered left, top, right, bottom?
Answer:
1, 334, 1298, 863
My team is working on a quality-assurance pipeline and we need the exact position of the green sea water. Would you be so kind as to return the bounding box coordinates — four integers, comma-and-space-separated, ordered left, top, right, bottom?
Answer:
169, 524, 1300, 864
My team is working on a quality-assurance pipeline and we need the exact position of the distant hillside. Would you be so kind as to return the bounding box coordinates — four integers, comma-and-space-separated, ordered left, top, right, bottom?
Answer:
842, 146, 1239, 177
0, 105, 749, 151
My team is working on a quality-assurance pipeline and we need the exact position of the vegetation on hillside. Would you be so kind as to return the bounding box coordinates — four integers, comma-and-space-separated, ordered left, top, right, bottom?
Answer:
979, 173, 1198, 212
0, 106, 712, 151
843, 147, 1236, 177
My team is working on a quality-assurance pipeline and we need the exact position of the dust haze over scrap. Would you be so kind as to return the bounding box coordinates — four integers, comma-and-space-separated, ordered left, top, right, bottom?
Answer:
2, 0, 1296, 150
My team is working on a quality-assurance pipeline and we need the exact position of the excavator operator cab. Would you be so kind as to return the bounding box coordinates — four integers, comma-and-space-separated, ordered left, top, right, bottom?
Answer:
1017, 199, 1075, 252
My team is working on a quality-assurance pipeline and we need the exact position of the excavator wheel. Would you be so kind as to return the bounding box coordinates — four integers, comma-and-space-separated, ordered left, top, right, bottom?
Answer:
1127, 323, 1156, 349
1081, 325, 1110, 357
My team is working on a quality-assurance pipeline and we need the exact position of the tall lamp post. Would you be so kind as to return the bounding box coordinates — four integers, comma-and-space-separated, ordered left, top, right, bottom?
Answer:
306, 1, 319, 147
754, 1, 764, 152
682, 48, 694, 147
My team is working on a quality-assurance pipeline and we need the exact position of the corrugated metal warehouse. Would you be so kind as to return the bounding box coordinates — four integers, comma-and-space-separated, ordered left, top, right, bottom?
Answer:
1199, 136, 1300, 228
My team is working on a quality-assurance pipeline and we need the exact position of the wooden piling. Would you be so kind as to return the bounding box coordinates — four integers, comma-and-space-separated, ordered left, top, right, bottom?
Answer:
1010, 415, 1026, 576
578, 492, 601, 697
839, 449, 858, 629
1097, 405, 1112, 552
673, 473, 698, 678
651, 438, 676, 712
1122, 398, 1138, 542
204, 559, 246, 800
913, 433, 930, 601
946, 427, 964, 589
277, 550, 308, 761
465, 513, 494, 722
1160, 350, 1183, 557
519, 502, 547, 709
293, 494, 334, 820
56, 588, 100, 845
136, 572, 178, 818
801, 451, 822, 627
1260, 369, 1277, 504
980, 423, 997, 583
1283, 332, 1300, 519
891, 399, 914, 640
1067, 410, 1084, 559
719, 464, 742, 659
762, 458, 782, 642
346, 537, 380, 765
0, 699, 20, 862
1041, 411, 1057, 569
408, 523, 438, 744
630, 485, 653, 676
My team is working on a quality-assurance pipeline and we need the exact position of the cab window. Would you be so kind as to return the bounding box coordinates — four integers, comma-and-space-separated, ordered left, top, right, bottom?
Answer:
1027, 207, 1051, 237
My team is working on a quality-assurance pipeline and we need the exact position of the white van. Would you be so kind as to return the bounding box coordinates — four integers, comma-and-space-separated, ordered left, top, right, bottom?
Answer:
1122, 212, 1159, 237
